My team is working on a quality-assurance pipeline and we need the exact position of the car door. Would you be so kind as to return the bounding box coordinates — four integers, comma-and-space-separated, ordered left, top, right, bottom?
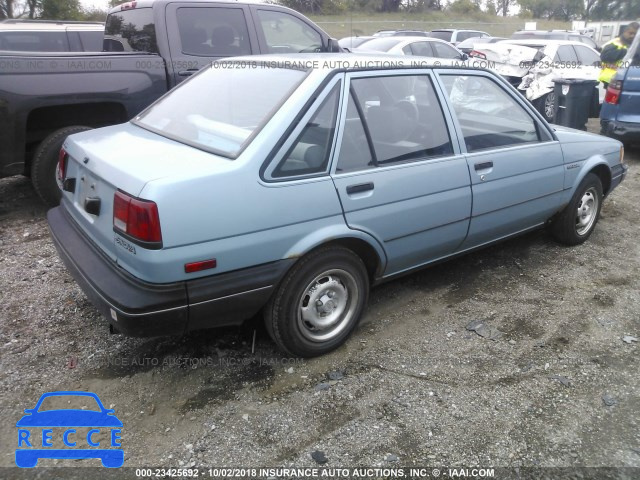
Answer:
437, 71, 566, 250
165, 2, 258, 85
331, 71, 472, 276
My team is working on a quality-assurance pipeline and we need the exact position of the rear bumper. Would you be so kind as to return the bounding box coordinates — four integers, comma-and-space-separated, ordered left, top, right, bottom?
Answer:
601, 119, 640, 143
47, 207, 294, 337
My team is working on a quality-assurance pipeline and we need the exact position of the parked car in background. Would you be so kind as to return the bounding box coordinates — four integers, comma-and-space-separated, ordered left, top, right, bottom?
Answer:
472, 39, 603, 122
428, 29, 490, 45
457, 36, 506, 54
0, 20, 104, 52
600, 67, 640, 146
338, 35, 374, 52
511, 30, 599, 51
390, 30, 430, 37
354, 36, 466, 60
48, 54, 626, 358
0, 0, 340, 208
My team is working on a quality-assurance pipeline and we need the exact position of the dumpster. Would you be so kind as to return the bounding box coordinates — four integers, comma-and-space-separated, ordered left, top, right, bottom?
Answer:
552, 78, 599, 130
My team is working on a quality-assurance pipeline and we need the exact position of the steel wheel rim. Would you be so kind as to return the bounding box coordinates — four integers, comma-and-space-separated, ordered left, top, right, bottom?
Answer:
575, 187, 599, 236
297, 268, 359, 343
544, 92, 556, 119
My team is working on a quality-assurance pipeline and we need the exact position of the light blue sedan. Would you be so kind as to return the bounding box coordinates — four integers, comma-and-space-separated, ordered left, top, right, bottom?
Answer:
47, 54, 627, 357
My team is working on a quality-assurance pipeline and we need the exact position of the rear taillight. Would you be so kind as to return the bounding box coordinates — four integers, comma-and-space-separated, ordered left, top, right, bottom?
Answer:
113, 190, 162, 248
469, 50, 486, 59
605, 80, 623, 105
57, 148, 68, 182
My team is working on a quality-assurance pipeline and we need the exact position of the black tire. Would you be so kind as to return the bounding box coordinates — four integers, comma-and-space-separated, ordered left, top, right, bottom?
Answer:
549, 173, 603, 246
535, 91, 556, 123
31, 126, 91, 207
264, 246, 369, 357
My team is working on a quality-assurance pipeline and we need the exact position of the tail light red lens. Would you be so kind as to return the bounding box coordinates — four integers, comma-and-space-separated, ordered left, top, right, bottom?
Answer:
113, 190, 162, 248
57, 148, 68, 182
605, 80, 623, 105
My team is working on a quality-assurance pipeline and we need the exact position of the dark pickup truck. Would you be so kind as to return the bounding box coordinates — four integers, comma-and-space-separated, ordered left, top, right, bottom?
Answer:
0, 0, 340, 206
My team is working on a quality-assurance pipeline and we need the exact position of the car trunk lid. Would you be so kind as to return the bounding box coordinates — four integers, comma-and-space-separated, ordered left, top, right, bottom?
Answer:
61, 122, 233, 261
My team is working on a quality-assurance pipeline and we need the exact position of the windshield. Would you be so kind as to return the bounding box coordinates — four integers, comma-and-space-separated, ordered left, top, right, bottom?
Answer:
135, 64, 308, 157
37, 395, 101, 412
429, 31, 453, 41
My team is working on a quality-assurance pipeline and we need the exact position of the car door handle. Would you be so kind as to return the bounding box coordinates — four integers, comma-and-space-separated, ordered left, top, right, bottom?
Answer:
346, 182, 374, 195
178, 69, 199, 77
474, 161, 493, 171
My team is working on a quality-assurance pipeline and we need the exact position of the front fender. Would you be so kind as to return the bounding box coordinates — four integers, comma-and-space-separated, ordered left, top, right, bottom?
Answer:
564, 155, 612, 203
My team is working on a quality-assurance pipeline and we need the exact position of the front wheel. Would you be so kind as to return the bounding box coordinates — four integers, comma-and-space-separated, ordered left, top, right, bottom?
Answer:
264, 246, 369, 357
549, 173, 603, 246
31, 126, 92, 207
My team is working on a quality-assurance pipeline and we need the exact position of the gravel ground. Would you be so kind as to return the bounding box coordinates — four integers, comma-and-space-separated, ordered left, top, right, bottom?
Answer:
1, 122, 639, 480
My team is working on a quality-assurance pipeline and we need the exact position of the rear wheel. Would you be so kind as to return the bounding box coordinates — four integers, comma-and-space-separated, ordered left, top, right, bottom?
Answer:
31, 126, 92, 207
549, 173, 603, 245
264, 246, 369, 357
536, 91, 556, 123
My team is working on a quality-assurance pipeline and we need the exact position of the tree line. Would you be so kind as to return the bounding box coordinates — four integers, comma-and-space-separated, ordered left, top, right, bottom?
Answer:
1, 0, 639, 22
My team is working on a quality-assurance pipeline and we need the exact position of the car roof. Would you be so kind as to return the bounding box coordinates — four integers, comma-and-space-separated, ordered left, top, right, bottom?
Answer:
108, 0, 274, 14
354, 36, 460, 53
500, 39, 590, 47
0, 22, 104, 32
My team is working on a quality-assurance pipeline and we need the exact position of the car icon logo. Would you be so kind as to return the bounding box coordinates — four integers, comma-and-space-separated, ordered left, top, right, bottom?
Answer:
16, 391, 123, 468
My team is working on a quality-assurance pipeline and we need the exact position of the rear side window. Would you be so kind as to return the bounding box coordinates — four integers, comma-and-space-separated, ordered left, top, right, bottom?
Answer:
105, 8, 158, 53
575, 45, 600, 66
0, 31, 69, 51
272, 84, 341, 178
555, 45, 578, 63
337, 75, 453, 172
78, 30, 105, 51
440, 75, 543, 153
257, 9, 323, 53
176, 7, 251, 57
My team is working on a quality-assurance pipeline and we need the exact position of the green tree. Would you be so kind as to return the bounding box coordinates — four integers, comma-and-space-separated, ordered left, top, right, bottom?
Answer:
448, 0, 481, 14
39, 0, 82, 20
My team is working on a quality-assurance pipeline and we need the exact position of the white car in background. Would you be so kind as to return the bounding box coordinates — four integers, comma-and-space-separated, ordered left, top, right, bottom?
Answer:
354, 36, 467, 60
471, 39, 603, 122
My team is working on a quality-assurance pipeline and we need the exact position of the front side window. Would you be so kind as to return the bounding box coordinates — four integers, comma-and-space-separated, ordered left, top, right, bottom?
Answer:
336, 75, 453, 172
575, 45, 600, 66
257, 10, 323, 53
105, 8, 158, 53
555, 45, 578, 63
176, 7, 251, 57
432, 42, 461, 59
272, 84, 340, 178
135, 65, 308, 157
440, 75, 542, 153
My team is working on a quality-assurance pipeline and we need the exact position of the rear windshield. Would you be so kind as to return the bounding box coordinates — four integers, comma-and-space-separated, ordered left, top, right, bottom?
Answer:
104, 7, 158, 53
429, 31, 453, 41
134, 64, 308, 157
358, 37, 404, 52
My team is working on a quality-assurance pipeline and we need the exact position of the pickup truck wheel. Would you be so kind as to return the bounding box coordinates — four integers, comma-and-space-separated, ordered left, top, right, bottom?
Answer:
265, 246, 369, 357
31, 126, 92, 207
535, 92, 556, 123
549, 173, 603, 246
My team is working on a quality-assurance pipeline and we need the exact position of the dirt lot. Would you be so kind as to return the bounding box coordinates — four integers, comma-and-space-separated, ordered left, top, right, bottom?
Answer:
1, 122, 639, 480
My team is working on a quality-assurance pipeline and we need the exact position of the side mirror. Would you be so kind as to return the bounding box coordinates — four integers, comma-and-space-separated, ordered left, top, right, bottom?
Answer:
461, 53, 469, 61
327, 38, 342, 53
